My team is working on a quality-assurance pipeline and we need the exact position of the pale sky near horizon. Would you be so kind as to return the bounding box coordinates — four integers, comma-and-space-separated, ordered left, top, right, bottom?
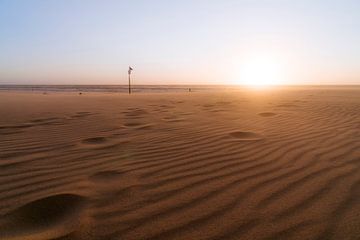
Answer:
0, 0, 359, 85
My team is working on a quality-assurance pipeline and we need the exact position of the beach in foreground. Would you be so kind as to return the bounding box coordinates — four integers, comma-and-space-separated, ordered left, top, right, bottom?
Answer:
0, 86, 359, 240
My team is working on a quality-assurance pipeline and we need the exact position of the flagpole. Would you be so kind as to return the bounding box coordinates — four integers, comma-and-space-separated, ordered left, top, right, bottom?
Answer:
128, 66, 133, 94
128, 71, 131, 94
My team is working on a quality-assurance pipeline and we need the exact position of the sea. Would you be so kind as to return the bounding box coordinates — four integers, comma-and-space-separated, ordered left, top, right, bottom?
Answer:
0, 85, 233, 93
0, 85, 357, 93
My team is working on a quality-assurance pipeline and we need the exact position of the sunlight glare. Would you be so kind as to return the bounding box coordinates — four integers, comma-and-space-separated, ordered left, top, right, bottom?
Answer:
236, 55, 287, 87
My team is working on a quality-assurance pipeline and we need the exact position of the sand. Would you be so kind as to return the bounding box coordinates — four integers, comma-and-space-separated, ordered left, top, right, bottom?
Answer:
0, 86, 359, 240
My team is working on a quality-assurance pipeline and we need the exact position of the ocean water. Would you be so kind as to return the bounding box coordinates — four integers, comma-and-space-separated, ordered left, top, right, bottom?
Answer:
0, 85, 232, 93
0, 85, 357, 93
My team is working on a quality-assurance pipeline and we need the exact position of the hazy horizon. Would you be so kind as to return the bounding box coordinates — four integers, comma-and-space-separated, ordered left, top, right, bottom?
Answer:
1, 0, 360, 86
1, 83, 359, 87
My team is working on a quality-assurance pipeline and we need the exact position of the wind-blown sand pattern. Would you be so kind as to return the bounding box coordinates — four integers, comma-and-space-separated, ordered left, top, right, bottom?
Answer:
0, 87, 359, 240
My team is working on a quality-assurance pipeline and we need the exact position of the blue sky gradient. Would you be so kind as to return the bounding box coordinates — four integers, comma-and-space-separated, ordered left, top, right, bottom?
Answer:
0, 0, 359, 84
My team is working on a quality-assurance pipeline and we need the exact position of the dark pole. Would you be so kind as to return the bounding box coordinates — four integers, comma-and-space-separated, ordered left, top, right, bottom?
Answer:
128, 72, 131, 94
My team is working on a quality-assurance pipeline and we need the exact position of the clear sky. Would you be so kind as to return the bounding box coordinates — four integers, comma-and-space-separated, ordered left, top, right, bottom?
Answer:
0, 0, 359, 85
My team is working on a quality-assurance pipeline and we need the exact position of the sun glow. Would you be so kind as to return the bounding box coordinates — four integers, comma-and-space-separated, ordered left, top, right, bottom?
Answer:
235, 55, 288, 87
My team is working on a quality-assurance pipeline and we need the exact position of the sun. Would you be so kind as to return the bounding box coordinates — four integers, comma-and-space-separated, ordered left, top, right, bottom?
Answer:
235, 55, 287, 87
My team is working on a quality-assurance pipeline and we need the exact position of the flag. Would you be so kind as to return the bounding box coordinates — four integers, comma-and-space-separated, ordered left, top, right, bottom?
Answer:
128, 66, 133, 74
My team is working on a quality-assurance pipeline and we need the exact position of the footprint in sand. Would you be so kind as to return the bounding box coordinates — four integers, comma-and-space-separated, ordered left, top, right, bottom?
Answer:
80, 136, 127, 150
162, 116, 185, 123
70, 112, 95, 119
209, 109, 226, 113
276, 103, 298, 108
229, 131, 263, 141
29, 117, 65, 126
202, 104, 215, 108
123, 108, 148, 119
158, 104, 175, 109
82, 137, 107, 145
258, 112, 277, 117
29, 117, 59, 123
0, 194, 86, 239
151, 104, 175, 113
293, 100, 308, 103
201, 104, 226, 113
216, 101, 231, 105
123, 122, 143, 127
0, 123, 33, 130
0, 123, 37, 135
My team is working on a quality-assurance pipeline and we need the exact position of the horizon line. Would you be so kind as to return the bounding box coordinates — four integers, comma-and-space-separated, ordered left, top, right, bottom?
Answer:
0, 83, 359, 86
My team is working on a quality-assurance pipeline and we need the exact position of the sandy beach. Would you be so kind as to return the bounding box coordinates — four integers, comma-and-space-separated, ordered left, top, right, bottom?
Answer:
0, 86, 359, 240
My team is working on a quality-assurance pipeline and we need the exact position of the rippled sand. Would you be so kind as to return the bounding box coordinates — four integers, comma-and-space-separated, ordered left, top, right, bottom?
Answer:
0, 87, 359, 240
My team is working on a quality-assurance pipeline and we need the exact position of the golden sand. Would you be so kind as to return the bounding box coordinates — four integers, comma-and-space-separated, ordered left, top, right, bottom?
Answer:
0, 87, 359, 240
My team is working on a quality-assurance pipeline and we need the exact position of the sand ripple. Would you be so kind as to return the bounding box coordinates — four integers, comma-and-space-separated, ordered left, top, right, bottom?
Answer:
0, 88, 359, 240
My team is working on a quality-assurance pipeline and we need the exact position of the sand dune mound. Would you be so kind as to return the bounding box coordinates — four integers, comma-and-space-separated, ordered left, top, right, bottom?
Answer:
229, 131, 263, 140
0, 194, 86, 238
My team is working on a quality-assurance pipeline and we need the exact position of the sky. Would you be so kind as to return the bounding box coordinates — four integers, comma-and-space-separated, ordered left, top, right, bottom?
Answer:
0, 0, 359, 85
